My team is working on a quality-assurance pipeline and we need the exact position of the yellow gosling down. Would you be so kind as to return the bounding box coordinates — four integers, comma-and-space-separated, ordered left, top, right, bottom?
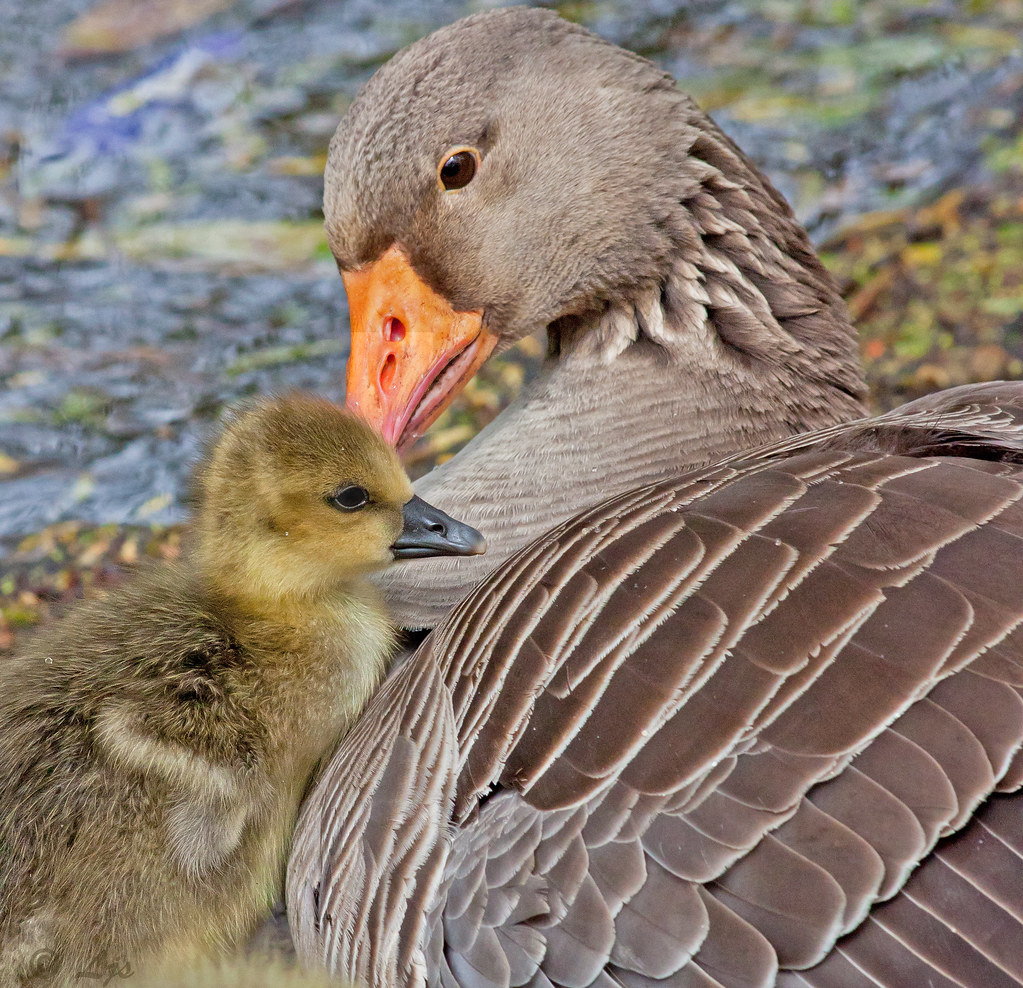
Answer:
0, 394, 484, 986
133, 955, 344, 987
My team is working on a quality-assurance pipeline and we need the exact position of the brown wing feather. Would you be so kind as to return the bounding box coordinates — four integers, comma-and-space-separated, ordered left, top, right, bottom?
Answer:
288, 383, 1023, 988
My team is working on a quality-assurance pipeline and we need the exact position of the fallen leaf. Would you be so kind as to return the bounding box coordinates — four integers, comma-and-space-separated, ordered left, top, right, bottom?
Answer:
61, 0, 240, 55
862, 339, 886, 361
137, 493, 174, 519
847, 267, 895, 321
116, 220, 328, 273
267, 154, 328, 176
911, 363, 952, 391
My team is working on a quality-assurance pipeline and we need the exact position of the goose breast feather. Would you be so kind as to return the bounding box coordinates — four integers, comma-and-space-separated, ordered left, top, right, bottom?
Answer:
288, 381, 1023, 988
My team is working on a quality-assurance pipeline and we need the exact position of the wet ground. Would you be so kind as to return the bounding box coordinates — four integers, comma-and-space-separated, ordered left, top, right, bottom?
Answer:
1, 0, 1023, 647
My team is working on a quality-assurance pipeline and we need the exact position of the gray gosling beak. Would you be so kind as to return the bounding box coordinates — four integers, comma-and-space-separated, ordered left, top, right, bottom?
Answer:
391, 495, 487, 560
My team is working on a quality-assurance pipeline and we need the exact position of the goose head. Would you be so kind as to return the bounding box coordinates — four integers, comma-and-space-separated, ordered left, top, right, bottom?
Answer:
194, 394, 484, 609
329, 6, 865, 452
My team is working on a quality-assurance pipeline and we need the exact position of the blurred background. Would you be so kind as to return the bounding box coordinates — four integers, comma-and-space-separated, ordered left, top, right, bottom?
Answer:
1, 0, 1022, 652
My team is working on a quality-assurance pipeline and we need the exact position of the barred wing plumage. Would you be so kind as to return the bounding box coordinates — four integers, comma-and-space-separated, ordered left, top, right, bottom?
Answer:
288, 382, 1023, 988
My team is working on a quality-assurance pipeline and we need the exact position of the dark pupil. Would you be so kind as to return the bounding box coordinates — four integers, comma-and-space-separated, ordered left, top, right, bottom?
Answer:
333, 485, 369, 510
440, 151, 476, 190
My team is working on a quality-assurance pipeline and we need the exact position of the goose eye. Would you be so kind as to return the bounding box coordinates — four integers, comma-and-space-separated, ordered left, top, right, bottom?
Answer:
329, 485, 369, 511
438, 149, 479, 191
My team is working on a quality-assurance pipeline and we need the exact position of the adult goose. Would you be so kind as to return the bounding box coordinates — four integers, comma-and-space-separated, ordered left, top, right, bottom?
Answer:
333, 6, 866, 629
288, 8, 1023, 987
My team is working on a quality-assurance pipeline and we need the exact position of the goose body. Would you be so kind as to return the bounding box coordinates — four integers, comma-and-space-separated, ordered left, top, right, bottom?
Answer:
291, 384, 1023, 988
288, 8, 1023, 987
0, 395, 482, 985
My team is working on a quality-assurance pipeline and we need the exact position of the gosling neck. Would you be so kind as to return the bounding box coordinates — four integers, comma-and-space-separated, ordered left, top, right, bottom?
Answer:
379, 292, 867, 628
196, 547, 376, 634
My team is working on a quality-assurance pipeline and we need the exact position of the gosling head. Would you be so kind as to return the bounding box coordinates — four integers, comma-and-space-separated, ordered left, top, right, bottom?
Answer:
194, 393, 485, 606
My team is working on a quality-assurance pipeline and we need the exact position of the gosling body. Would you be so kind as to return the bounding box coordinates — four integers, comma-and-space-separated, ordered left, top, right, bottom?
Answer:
0, 394, 482, 986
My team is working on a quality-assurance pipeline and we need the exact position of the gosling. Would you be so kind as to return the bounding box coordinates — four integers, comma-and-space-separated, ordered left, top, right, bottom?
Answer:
133, 955, 341, 988
0, 394, 484, 986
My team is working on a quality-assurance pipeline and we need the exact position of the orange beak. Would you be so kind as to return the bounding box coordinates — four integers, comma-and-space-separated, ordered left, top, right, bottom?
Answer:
343, 245, 498, 452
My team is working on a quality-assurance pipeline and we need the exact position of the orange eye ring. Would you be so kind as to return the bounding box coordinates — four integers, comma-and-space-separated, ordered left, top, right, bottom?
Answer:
437, 147, 480, 191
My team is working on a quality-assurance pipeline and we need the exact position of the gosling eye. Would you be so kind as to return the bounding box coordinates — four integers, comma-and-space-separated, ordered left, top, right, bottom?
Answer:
437, 148, 479, 191
329, 485, 370, 511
